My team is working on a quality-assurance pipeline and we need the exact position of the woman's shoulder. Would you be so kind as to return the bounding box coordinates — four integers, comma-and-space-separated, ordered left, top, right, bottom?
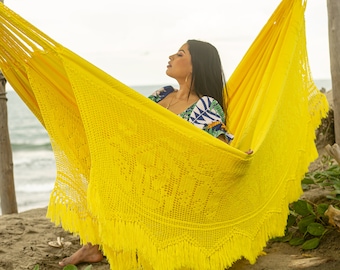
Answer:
195, 96, 233, 142
149, 86, 175, 100
197, 96, 224, 116
199, 96, 220, 105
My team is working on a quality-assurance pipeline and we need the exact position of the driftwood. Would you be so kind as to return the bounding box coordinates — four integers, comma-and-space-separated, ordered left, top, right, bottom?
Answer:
289, 256, 331, 269
325, 143, 340, 165
325, 205, 340, 229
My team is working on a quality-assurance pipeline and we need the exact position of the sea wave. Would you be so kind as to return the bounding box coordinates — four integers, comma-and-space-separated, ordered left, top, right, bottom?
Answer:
15, 182, 54, 193
13, 149, 55, 166
11, 142, 52, 151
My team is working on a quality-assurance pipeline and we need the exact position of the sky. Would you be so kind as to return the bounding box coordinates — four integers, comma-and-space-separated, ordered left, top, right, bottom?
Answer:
3, 0, 331, 86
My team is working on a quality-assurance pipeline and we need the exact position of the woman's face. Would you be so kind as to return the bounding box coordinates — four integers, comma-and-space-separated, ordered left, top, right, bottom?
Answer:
166, 43, 192, 82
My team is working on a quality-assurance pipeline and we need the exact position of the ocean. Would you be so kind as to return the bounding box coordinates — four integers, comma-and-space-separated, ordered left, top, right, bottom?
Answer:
3, 79, 332, 213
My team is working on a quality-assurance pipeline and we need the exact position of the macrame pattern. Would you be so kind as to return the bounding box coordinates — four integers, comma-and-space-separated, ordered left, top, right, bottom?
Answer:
0, 0, 329, 269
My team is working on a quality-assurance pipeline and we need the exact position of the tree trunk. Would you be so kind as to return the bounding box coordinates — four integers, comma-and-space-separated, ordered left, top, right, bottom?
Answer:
0, 72, 18, 214
328, 0, 340, 144
0, 0, 18, 215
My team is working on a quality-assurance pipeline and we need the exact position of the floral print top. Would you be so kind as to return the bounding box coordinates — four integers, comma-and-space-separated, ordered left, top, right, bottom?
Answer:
148, 86, 234, 142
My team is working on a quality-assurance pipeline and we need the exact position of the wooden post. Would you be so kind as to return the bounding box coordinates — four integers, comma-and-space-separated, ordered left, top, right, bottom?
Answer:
328, 0, 340, 144
0, 72, 18, 214
0, 0, 18, 215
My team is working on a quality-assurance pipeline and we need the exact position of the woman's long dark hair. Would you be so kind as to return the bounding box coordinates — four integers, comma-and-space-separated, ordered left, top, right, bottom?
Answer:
187, 39, 226, 111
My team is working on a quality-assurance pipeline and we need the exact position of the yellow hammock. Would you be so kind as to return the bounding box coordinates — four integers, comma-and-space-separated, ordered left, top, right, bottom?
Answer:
0, 0, 329, 269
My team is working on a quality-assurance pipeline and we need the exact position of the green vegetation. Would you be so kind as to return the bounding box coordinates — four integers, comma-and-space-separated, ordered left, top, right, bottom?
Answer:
273, 156, 340, 250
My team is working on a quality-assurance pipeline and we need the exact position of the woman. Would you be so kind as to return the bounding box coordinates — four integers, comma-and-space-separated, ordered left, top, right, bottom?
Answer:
59, 39, 233, 267
149, 39, 233, 143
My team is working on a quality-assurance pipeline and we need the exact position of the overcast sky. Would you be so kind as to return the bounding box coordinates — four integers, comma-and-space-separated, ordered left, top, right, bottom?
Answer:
4, 0, 331, 86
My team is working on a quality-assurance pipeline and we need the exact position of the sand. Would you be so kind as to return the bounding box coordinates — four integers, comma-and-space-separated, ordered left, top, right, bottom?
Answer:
0, 207, 110, 270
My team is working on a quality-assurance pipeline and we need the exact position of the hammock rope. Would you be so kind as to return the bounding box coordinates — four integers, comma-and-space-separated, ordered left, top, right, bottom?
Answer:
0, 0, 329, 269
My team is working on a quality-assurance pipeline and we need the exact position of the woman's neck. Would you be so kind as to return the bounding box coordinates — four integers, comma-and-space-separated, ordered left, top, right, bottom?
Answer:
176, 83, 197, 100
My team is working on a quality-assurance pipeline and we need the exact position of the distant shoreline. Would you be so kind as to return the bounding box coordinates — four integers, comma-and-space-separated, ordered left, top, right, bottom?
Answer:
313, 78, 332, 91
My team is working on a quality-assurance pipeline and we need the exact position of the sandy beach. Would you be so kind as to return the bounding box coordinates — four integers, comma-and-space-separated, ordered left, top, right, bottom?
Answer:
0, 207, 110, 270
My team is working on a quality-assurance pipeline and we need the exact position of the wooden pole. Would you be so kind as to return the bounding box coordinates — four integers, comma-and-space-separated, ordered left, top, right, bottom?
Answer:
327, 0, 340, 144
0, 73, 18, 214
0, 0, 18, 214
